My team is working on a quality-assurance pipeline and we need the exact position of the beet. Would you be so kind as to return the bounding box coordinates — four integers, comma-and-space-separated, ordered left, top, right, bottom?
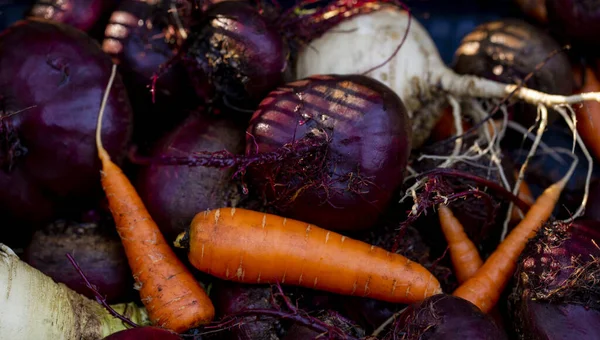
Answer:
23, 219, 134, 303
246, 74, 412, 231
453, 18, 574, 127
546, 0, 600, 48
211, 281, 286, 340
509, 219, 600, 339
0, 19, 133, 245
103, 327, 183, 340
136, 112, 245, 241
103, 0, 196, 145
391, 294, 508, 340
28, 0, 117, 33
181, 0, 291, 110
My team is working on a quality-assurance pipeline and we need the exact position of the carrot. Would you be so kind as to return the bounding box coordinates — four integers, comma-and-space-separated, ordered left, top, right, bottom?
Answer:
438, 204, 483, 284
573, 66, 600, 162
95, 65, 215, 332
452, 159, 577, 313
174, 208, 442, 304
510, 169, 536, 223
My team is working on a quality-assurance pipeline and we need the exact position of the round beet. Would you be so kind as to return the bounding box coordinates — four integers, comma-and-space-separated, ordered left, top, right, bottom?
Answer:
183, 1, 291, 110
23, 219, 134, 303
136, 113, 245, 241
0, 19, 133, 243
103, 327, 182, 340
246, 74, 412, 231
393, 294, 507, 339
28, 0, 117, 33
453, 18, 573, 127
546, 0, 600, 47
211, 281, 286, 340
509, 219, 600, 339
103, 0, 196, 144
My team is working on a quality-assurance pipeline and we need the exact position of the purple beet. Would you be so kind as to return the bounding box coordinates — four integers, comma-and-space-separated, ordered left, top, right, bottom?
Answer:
135, 112, 246, 241
453, 18, 574, 127
103, 327, 183, 340
23, 219, 134, 303
177, 0, 291, 110
0, 19, 133, 245
103, 0, 196, 145
390, 294, 508, 340
28, 0, 117, 33
246, 74, 412, 231
509, 219, 600, 339
211, 281, 286, 340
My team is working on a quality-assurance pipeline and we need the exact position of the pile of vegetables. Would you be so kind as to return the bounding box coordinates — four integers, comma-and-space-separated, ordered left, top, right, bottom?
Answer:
3, 0, 600, 338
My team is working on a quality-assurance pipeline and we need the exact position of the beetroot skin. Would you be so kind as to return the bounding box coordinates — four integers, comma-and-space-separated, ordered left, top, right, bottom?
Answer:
102, 327, 182, 340
0, 19, 133, 243
183, 1, 291, 110
509, 219, 600, 339
136, 113, 246, 241
246, 74, 412, 231
392, 294, 507, 340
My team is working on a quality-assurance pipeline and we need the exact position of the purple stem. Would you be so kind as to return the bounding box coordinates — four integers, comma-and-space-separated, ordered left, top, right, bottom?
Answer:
65, 253, 139, 328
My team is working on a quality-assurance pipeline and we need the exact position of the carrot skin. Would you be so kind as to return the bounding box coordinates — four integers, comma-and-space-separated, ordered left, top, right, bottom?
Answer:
438, 205, 483, 284
183, 208, 442, 304
453, 175, 569, 313
99, 155, 215, 332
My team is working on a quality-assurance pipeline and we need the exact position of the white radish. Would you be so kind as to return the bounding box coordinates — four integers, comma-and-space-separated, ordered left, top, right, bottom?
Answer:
0, 244, 149, 340
295, 5, 600, 148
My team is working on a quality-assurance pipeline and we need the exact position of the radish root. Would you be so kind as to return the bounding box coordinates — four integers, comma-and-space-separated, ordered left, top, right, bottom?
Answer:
0, 244, 149, 340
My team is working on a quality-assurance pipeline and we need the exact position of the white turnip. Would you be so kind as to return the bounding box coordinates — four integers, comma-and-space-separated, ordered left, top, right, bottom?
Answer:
294, 3, 600, 148
0, 244, 149, 340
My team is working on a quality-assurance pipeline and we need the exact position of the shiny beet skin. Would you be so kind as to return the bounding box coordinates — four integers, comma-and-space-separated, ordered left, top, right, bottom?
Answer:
0, 19, 133, 245
246, 74, 412, 231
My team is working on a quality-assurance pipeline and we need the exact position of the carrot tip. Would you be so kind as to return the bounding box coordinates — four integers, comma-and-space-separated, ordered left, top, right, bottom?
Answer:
174, 230, 190, 249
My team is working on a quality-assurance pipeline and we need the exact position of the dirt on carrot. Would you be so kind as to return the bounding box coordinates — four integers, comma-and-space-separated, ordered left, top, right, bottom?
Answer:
573, 66, 600, 162
95, 65, 215, 333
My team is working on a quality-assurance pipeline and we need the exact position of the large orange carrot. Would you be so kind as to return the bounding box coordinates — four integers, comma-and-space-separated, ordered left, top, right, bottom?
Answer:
95, 65, 215, 332
175, 208, 442, 304
573, 66, 600, 162
452, 160, 576, 313
438, 205, 483, 284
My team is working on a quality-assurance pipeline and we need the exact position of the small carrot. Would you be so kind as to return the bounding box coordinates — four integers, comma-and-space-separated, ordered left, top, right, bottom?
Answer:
95, 65, 215, 332
452, 160, 577, 313
438, 204, 483, 284
510, 169, 536, 223
174, 208, 442, 304
573, 66, 600, 162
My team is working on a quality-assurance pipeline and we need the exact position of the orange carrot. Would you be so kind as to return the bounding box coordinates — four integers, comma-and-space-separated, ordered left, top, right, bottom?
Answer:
573, 66, 600, 162
452, 160, 576, 313
175, 208, 442, 304
95, 65, 215, 332
510, 169, 536, 223
438, 205, 483, 284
